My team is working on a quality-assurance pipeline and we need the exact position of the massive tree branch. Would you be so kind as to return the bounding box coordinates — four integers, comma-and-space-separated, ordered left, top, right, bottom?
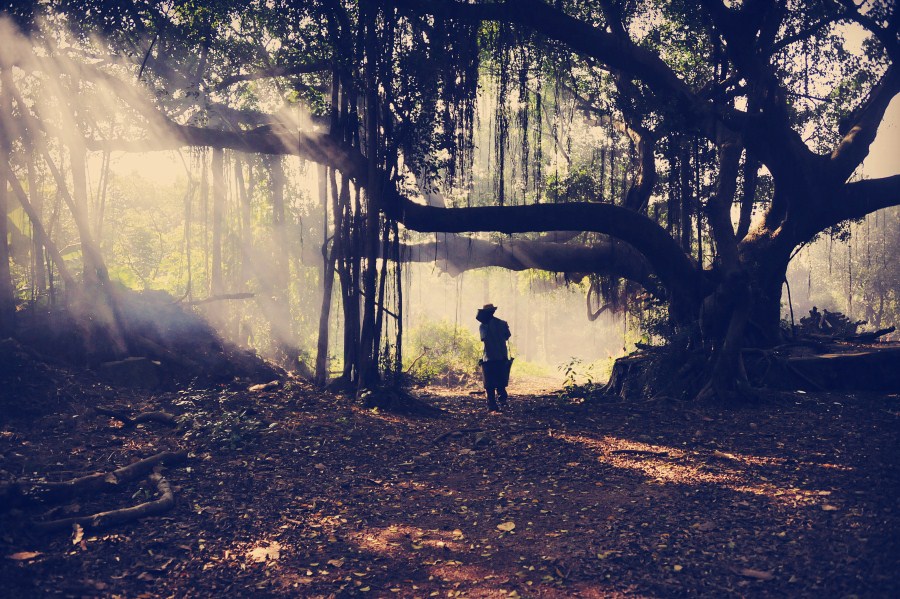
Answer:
800, 175, 900, 242
829, 65, 900, 182
85, 123, 366, 179
403, 235, 665, 298
213, 60, 331, 90
386, 188, 708, 306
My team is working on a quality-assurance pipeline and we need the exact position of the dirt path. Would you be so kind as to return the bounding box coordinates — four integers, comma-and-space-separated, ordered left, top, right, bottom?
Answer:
2, 381, 898, 597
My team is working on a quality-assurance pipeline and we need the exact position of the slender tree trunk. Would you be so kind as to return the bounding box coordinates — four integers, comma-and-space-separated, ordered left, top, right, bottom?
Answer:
0, 69, 15, 334
315, 166, 339, 385
357, 0, 382, 391
679, 141, 693, 253
26, 151, 46, 297
210, 146, 224, 297
235, 153, 252, 289
69, 142, 103, 286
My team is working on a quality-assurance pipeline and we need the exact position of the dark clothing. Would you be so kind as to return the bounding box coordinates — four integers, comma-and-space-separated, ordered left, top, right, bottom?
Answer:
481, 358, 512, 389
478, 315, 511, 411
479, 317, 510, 361
487, 385, 508, 410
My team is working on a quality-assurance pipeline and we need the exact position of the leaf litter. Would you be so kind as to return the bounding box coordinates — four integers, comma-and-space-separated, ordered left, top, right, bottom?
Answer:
0, 377, 897, 597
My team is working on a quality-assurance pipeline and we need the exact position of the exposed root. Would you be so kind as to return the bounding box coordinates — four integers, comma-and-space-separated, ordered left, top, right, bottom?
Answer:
35, 473, 175, 532
360, 387, 444, 417
610, 449, 669, 457
94, 406, 177, 428
432, 427, 485, 445
22, 450, 187, 505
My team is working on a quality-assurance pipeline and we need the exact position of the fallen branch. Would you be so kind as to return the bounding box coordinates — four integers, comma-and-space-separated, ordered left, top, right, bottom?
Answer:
432, 428, 485, 445
25, 450, 187, 504
94, 406, 177, 428
610, 449, 670, 457
186, 292, 256, 306
35, 473, 175, 532
843, 326, 895, 342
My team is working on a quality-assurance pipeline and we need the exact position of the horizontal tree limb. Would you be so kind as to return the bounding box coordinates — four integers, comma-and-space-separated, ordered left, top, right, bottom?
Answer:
387, 191, 708, 306
214, 60, 331, 90
402, 235, 666, 299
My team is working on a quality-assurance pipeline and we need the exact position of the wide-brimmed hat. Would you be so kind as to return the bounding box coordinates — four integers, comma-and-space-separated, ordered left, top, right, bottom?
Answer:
479, 303, 497, 313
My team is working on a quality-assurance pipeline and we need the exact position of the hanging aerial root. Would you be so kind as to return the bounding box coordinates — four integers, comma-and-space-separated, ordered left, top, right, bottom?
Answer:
35, 473, 175, 532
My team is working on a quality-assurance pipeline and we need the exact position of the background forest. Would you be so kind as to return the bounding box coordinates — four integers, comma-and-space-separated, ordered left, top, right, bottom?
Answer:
0, 0, 897, 396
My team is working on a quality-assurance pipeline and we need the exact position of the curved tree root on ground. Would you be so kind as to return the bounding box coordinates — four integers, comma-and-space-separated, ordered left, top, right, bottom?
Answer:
23, 450, 187, 504
94, 406, 178, 428
35, 473, 175, 532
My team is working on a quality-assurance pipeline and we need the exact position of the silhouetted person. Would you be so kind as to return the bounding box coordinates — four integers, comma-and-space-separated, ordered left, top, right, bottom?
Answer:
476, 303, 511, 412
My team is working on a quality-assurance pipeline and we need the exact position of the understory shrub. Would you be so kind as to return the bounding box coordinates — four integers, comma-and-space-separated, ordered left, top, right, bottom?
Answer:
404, 320, 482, 385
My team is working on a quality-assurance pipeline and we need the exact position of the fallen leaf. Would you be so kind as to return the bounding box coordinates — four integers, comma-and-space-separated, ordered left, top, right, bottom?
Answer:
8, 552, 41, 561
327, 558, 345, 568
821, 504, 840, 511
673, 564, 683, 572
738, 568, 774, 580
496, 521, 516, 532
71, 524, 84, 545
247, 542, 281, 563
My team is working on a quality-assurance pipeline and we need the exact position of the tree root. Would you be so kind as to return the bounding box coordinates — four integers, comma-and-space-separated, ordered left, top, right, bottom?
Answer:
432, 428, 485, 445
94, 406, 177, 428
35, 473, 175, 532
610, 449, 669, 457
742, 348, 826, 391
23, 450, 187, 504
361, 387, 444, 417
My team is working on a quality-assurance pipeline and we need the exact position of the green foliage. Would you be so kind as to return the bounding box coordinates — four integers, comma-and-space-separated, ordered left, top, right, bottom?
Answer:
404, 320, 481, 384
546, 167, 603, 203
557, 356, 608, 400
176, 389, 269, 450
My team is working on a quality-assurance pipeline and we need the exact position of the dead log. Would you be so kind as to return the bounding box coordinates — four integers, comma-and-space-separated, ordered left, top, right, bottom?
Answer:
610, 449, 669, 457
35, 473, 175, 532
842, 326, 895, 342
94, 406, 177, 428
432, 428, 485, 445
24, 450, 187, 504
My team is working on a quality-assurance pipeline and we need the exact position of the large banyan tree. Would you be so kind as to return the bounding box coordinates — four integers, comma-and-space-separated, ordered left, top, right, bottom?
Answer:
0, 0, 897, 399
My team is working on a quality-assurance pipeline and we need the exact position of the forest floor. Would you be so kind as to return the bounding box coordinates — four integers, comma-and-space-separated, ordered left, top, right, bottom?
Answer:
1, 371, 898, 598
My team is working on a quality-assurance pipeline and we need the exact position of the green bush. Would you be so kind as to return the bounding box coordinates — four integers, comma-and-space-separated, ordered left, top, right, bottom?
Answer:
404, 320, 482, 385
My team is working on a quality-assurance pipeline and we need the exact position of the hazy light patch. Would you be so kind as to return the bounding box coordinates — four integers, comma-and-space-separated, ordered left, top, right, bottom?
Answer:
553, 432, 837, 505
101, 151, 185, 186
353, 523, 467, 557
859, 95, 900, 178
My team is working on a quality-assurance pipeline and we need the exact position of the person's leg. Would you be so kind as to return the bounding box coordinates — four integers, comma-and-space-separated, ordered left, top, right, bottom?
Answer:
486, 387, 499, 411
498, 386, 508, 408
